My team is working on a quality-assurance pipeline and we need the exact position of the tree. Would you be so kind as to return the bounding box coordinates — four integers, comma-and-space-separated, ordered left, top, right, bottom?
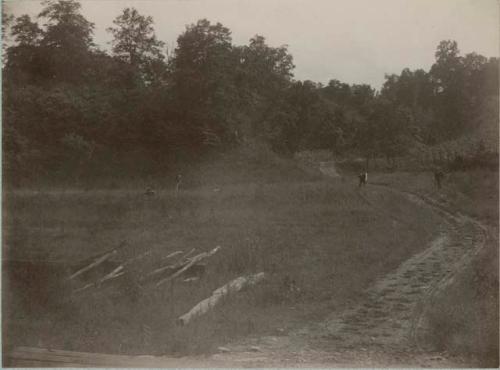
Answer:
170, 19, 238, 146
323, 79, 351, 105
236, 35, 295, 141
107, 7, 165, 84
10, 15, 43, 45
39, 0, 94, 48
4, 15, 45, 84
37, 0, 95, 83
428, 40, 468, 138
238, 35, 294, 95
2, 5, 14, 57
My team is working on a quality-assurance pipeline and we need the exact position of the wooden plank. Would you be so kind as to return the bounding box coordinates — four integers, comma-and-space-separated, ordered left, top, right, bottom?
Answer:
5, 347, 200, 367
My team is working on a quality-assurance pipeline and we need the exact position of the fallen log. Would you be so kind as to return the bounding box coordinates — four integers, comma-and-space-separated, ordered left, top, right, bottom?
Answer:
72, 249, 151, 293
156, 246, 221, 287
99, 265, 124, 283
141, 250, 191, 281
73, 266, 126, 293
179, 248, 196, 261
73, 270, 126, 294
68, 250, 117, 280
164, 250, 183, 260
177, 272, 266, 325
68, 241, 127, 280
142, 262, 206, 284
144, 265, 174, 280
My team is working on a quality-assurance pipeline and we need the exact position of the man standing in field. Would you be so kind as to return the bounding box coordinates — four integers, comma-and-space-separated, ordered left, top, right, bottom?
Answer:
358, 172, 368, 187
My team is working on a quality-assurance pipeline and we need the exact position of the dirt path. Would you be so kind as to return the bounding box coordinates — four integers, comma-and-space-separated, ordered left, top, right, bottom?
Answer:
205, 184, 489, 367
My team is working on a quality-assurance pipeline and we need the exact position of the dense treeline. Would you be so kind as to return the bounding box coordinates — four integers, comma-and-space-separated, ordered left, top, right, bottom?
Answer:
3, 0, 498, 186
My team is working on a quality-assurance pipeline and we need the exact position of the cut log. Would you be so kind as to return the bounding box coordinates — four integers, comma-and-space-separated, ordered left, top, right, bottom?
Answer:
142, 253, 189, 281
73, 269, 125, 293
68, 241, 127, 280
140, 250, 194, 282
182, 277, 200, 283
72, 251, 149, 293
164, 250, 183, 260
73, 282, 94, 293
145, 264, 176, 279
68, 250, 117, 280
72, 251, 145, 293
140, 264, 178, 283
99, 265, 124, 283
99, 271, 125, 284
142, 262, 206, 283
177, 272, 266, 325
156, 246, 220, 287
179, 248, 196, 261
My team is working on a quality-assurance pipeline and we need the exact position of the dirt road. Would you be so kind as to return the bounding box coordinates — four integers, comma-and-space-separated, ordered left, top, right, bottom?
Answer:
204, 184, 489, 367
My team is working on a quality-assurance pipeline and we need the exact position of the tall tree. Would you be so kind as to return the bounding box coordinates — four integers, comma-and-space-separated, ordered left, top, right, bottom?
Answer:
38, 0, 95, 83
236, 35, 295, 142
429, 40, 468, 139
171, 19, 238, 146
4, 15, 45, 84
107, 7, 165, 84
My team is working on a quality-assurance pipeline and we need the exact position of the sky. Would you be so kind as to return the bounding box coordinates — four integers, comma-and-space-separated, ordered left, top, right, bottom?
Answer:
4, 0, 499, 89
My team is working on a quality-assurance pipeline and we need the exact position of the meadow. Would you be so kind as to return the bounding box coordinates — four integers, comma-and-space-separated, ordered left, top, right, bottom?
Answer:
3, 158, 444, 357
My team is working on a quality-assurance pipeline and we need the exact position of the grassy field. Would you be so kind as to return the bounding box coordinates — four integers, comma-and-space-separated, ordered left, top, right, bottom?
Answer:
3, 155, 445, 357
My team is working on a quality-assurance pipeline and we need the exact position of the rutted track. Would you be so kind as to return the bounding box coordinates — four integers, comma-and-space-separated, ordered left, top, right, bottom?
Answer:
206, 183, 489, 367
319, 188, 488, 354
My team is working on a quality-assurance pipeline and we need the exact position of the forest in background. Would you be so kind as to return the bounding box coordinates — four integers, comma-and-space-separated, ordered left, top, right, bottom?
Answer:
2, 0, 499, 187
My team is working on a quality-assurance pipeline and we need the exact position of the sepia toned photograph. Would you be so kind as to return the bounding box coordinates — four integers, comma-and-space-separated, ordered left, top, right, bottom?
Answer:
1, 0, 499, 367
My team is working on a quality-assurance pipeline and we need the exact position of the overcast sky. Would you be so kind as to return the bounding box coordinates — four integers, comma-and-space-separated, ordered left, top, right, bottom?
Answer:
5, 0, 499, 89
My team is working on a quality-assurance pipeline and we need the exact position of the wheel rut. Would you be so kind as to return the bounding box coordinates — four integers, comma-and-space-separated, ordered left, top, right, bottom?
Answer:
208, 185, 488, 367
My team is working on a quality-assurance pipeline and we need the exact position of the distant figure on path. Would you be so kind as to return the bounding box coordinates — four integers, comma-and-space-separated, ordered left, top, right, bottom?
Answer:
358, 172, 368, 187
434, 170, 444, 189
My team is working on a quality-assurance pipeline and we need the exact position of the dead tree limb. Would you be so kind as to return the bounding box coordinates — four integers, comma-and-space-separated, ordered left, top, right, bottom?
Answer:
156, 246, 221, 287
177, 272, 266, 325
